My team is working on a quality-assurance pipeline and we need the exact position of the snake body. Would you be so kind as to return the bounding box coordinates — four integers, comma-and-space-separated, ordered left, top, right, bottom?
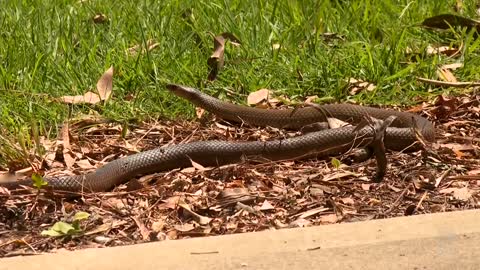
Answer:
0, 84, 435, 192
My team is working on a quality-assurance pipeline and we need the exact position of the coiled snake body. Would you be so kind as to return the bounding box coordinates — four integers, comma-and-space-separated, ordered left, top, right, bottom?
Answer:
0, 84, 435, 192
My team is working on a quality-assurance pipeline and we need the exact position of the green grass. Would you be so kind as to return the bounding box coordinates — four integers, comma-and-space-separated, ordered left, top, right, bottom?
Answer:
0, 0, 479, 168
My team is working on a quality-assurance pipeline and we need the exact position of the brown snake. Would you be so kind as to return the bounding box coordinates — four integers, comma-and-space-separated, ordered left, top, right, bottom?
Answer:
0, 84, 435, 192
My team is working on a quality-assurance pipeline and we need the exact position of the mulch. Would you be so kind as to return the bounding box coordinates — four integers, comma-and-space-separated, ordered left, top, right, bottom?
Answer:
0, 93, 479, 257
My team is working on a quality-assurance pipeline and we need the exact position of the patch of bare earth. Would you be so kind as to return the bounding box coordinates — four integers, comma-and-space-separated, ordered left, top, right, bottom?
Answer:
0, 94, 479, 257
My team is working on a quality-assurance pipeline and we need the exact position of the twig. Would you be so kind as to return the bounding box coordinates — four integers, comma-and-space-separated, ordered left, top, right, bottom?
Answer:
382, 184, 410, 216
417, 77, 480, 87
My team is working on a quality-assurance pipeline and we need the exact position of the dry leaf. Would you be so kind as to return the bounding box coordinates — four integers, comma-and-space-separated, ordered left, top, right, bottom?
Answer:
259, 200, 275, 211
131, 216, 151, 240
93, 14, 108, 24
97, 66, 114, 101
326, 118, 350, 129
422, 14, 480, 32
126, 39, 160, 56
102, 198, 127, 210
467, 169, 480, 175
441, 63, 463, 70
60, 122, 75, 169
174, 223, 196, 232
190, 159, 206, 171
207, 32, 241, 81
151, 220, 165, 232
60, 66, 113, 105
289, 218, 311, 227
158, 196, 182, 210
60, 91, 101, 104
426, 45, 459, 57
323, 171, 358, 181
298, 207, 329, 219
195, 107, 205, 119
178, 202, 212, 225
437, 68, 457, 82
439, 187, 472, 201
439, 143, 475, 158
305, 95, 319, 103
361, 183, 371, 191
318, 214, 338, 224
247, 89, 272, 106
346, 78, 376, 95
340, 197, 355, 205
431, 95, 458, 119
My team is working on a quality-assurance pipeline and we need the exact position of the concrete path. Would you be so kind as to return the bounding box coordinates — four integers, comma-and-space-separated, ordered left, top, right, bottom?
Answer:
2, 209, 480, 269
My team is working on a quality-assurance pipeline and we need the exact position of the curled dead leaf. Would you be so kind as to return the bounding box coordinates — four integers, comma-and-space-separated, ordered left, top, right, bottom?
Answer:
60, 122, 75, 169
97, 66, 114, 101
436, 68, 457, 83
247, 89, 272, 106
60, 66, 113, 105
207, 32, 241, 81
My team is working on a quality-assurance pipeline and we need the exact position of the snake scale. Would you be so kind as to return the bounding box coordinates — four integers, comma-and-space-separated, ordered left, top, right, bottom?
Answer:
0, 84, 435, 192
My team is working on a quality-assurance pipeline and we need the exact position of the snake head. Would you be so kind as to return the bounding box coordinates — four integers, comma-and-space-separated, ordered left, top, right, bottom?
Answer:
165, 84, 200, 100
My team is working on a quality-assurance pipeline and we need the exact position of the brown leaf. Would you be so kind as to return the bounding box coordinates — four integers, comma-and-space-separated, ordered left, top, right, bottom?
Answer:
318, 214, 338, 224
207, 32, 241, 81
467, 169, 480, 175
289, 218, 311, 228
436, 68, 457, 82
60, 91, 101, 104
102, 198, 127, 210
190, 159, 206, 171
439, 187, 472, 201
346, 78, 376, 95
439, 143, 475, 158
431, 95, 458, 119
323, 171, 358, 181
298, 207, 329, 219
151, 220, 165, 232
61, 122, 75, 169
126, 39, 160, 56
441, 63, 463, 70
93, 13, 108, 24
96, 66, 114, 101
247, 89, 272, 106
426, 45, 460, 57
259, 200, 275, 211
75, 159, 95, 170
340, 197, 355, 205
361, 183, 371, 191
158, 196, 182, 210
174, 223, 196, 232
60, 67, 113, 105
178, 201, 212, 225
305, 95, 319, 103
195, 107, 205, 119
422, 14, 480, 32
217, 188, 255, 206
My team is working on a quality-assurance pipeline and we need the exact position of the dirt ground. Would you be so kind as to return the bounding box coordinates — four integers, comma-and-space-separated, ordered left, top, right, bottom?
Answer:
0, 93, 479, 257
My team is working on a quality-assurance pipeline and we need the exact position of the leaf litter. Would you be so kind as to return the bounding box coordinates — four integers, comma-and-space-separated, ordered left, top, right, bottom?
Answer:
0, 92, 479, 257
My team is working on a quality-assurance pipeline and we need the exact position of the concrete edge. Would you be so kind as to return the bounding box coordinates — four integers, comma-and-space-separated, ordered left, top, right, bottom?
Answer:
2, 209, 480, 269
